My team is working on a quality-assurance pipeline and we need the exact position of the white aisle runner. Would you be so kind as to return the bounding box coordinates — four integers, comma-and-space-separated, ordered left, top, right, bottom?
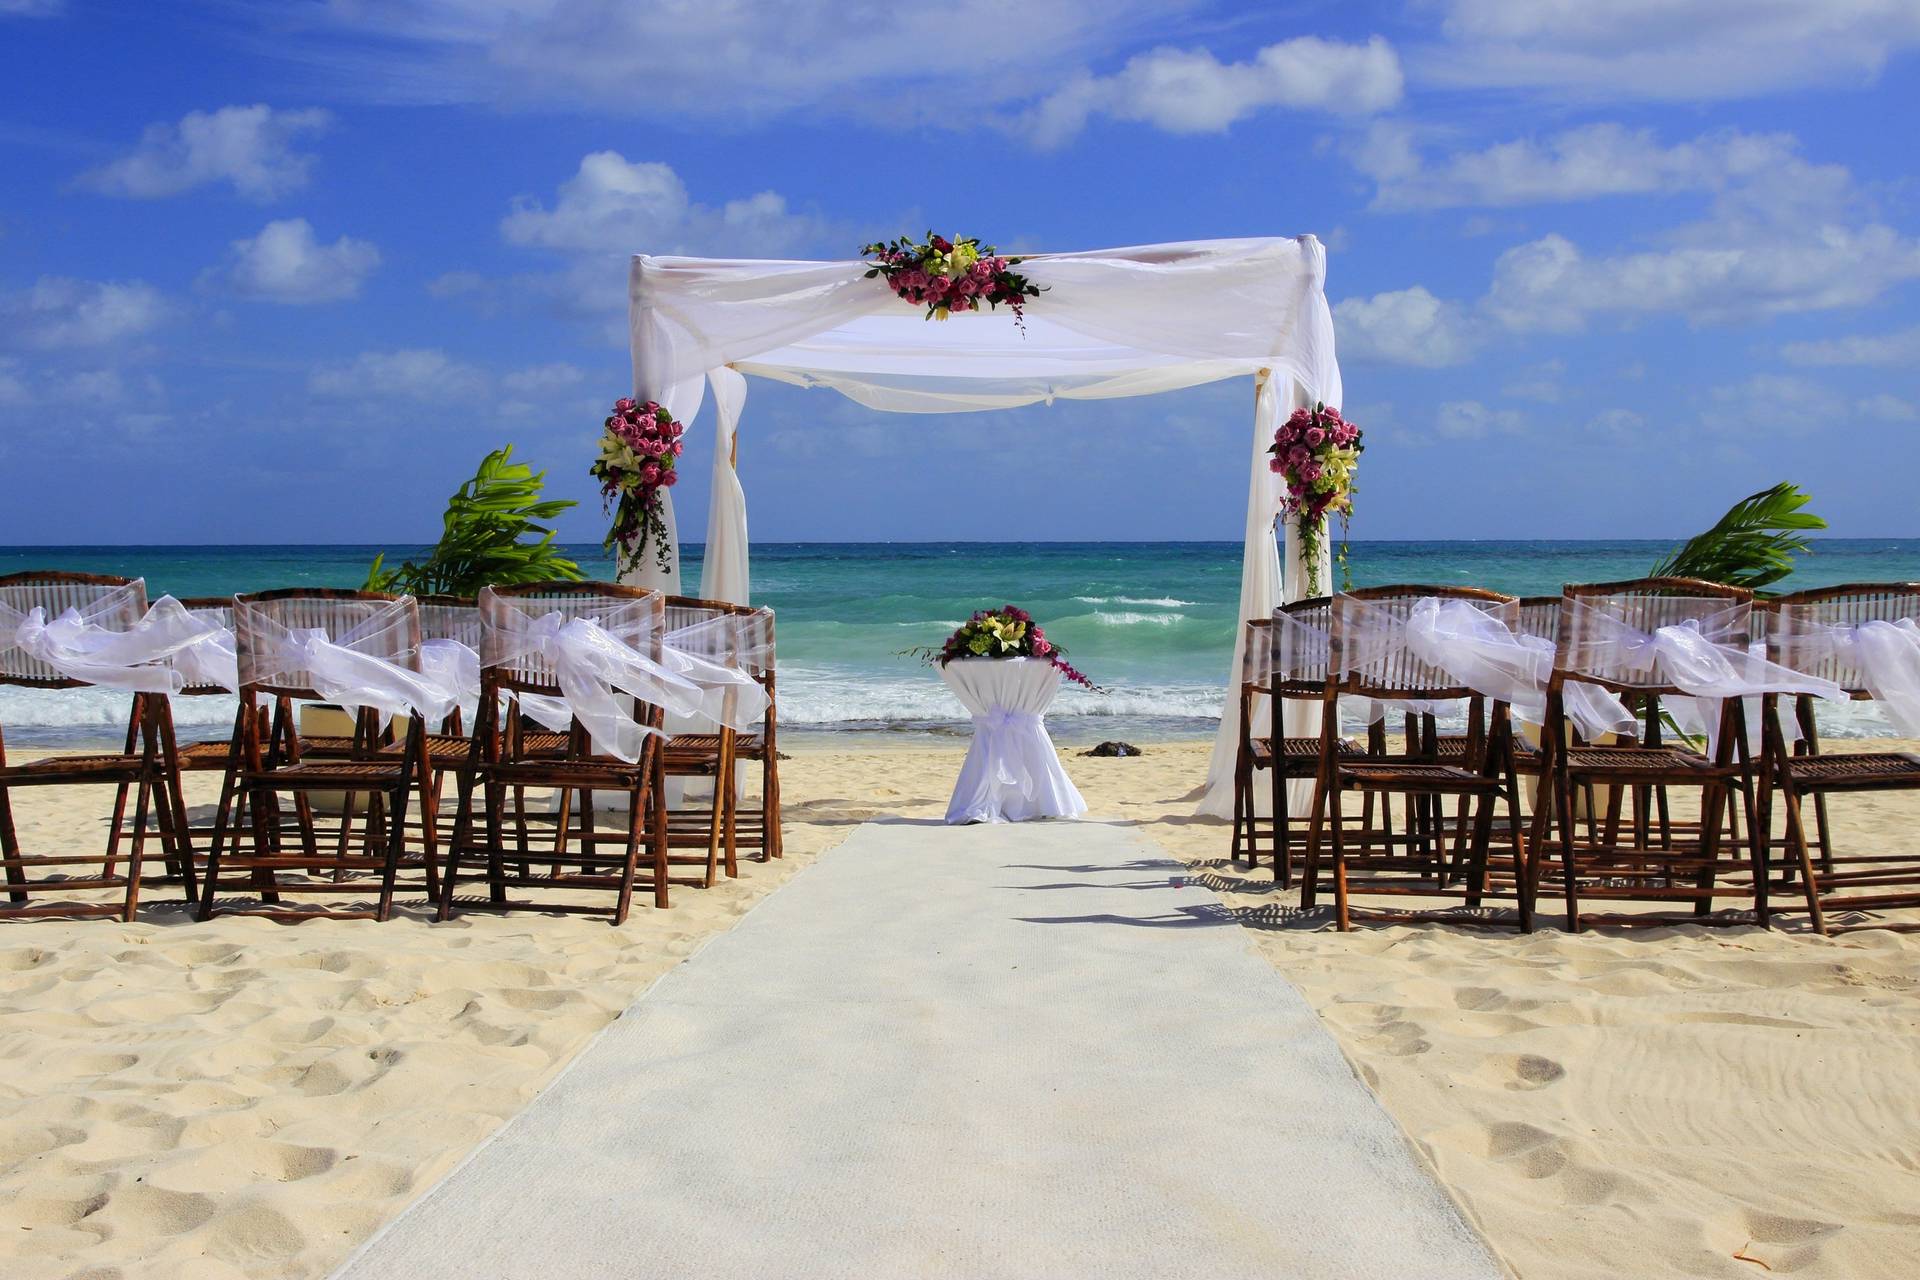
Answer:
335, 822, 1503, 1280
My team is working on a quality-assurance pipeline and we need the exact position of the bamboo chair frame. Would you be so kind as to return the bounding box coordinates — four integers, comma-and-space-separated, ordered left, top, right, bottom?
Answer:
1298, 585, 1533, 931
1758, 582, 1920, 933
0, 571, 192, 920
198, 589, 436, 922
437, 581, 670, 925
1535, 578, 1764, 931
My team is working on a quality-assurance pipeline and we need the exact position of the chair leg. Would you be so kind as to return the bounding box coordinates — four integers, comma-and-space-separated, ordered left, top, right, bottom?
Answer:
1327, 781, 1352, 932
651, 748, 670, 910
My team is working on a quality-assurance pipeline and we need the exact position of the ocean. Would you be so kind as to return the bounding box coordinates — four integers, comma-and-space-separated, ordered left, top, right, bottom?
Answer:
5, 540, 1919, 748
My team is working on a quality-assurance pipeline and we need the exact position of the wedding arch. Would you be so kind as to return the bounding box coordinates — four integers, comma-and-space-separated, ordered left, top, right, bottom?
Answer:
621, 236, 1346, 815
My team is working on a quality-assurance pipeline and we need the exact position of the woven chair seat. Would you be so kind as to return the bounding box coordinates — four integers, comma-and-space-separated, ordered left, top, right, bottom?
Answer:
297, 732, 470, 760
1250, 737, 1358, 765
1336, 760, 1500, 789
176, 739, 235, 769
1787, 752, 1920, 789
1564, 744, 1720, 776
0, 752, 149, 782
664, 732, 766, 757
241, 760, 412, 788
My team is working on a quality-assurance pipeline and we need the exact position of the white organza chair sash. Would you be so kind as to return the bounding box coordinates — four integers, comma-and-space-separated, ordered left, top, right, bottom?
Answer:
480, 591, 704, 762
1772, 609, 1920, 734
662, 611, 772, 734
174, 601, 240, 694
1270, 608, 1332, 686
235, 595, 452, 726
0, 580, 202, 694
1562, 597, 1840, 701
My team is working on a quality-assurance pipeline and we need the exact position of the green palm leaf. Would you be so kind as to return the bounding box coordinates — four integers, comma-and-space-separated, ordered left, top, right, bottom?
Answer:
364, 445, 586, 596
1649, 482, 1826, 597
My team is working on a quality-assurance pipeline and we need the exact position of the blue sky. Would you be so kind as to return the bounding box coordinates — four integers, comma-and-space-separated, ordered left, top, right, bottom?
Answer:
2, 0, 1917, 546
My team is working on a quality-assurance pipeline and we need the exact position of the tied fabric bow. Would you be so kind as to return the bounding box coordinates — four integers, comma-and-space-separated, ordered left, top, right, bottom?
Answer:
237, 596, 455, 728
1399, 597, 1636, 742
484, 608, 705, 762
1776, 614, 1920, 736
660, 611, 771, 734
0, 584, 227, 694
419, 637, 480, 709
1565, 599, 1844, 755
973, 707, 1043, 796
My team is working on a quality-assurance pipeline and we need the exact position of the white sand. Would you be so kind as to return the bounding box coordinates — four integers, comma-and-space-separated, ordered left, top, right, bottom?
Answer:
0, 739, 1916, 1278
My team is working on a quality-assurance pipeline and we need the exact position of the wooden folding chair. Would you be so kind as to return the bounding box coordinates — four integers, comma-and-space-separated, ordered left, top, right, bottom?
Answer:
1534, 578, 1763, 930
1760, 583, 1920, 933
198, 589, 438, 922
0, 571, 191, 920
1298, 586, 1533, 931
437, 582, 669, 924
655, 596, 770, 885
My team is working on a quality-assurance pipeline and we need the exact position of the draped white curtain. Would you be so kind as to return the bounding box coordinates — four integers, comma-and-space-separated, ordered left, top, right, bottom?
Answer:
625, 236, 1345, 812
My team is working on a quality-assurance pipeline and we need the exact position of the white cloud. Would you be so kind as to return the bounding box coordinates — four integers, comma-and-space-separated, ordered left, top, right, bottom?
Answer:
500, 363, 585, 394
1361, 124, 1839, 211
1782, 326, 1920, 366
1700, 374, 1832, 433
1436, 400, 1526, 440
231, 0, 1196, 124
207, 218, 380, 304
1486, 227, 1920, 332
1, 276, 167, 349
309, 349, 488, 400
0, 358, 27, 405
1332, 286, 1480, 367
1415, 0, 1920, 101
1586, 408, 1646, 438
1858, 393, 1918, 422
0, 0, 63, 15
1503, 359, 1566, 403
503, 152, 826, 257
1026, 36, 1402, 147
77, 105, 331, 201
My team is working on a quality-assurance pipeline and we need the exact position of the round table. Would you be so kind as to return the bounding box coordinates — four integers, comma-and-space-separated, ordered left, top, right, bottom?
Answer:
938, 657, 1088, 824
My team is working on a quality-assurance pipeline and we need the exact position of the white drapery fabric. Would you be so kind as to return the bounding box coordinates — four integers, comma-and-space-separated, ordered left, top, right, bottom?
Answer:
661, 611, 771, 734
1773, 613, 1920, 735
1562, 599, 1844, 755
0, 582, 196, 693
624, 238, 1345, 800
234, 596, 455, 727
481, 604, 706, 763
938, 658, 1087, 824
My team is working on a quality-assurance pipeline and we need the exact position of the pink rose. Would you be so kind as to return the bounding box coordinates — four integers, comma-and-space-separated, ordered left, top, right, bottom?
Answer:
662, 469, 679, 486
1305, 427, 1325, 446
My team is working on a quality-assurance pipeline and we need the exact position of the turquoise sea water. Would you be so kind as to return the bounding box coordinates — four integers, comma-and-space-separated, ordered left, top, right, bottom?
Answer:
4, 540, 1919, 747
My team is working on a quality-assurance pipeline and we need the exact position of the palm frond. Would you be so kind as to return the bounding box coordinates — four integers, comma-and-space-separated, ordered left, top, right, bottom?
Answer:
363, 445, 586, 596
1649, 482, 1826, 596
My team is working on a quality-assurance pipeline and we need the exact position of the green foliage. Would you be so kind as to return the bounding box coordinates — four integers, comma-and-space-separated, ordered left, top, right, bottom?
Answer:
364, 446, 585, 597
1648, 482, 1826, 596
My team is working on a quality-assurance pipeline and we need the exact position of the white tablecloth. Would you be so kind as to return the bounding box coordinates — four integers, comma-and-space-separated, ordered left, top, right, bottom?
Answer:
939, 658, 1087, 824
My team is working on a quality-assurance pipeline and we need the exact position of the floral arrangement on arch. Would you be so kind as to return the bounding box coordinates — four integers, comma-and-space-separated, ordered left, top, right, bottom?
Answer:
1269, 402, 1362, 589
861, 233, 1043, 326
919, 606, 1097, 689
591, 397, 684, 575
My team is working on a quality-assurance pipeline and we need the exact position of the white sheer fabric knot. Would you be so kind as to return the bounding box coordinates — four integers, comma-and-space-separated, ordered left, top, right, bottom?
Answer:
419, 637, 480, 707
484, 608, 704, 763
1776, 616, 1920, 735
661, 612, 771, 734
0, 584, 213, 693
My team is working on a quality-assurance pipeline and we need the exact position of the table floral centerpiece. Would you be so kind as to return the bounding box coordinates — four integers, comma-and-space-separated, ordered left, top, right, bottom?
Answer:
917, 606, 1097, 689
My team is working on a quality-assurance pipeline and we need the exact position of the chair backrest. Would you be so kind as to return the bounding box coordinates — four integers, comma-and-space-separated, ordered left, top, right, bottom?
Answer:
1240, 617, 1272, 691
418, 594, 483, 648
1514, 595, 1560, 646
233, 588, 421, 700
665, 594, 776, 680
480, 581, 662, 696
0, 571, 148, 689
1554, 577, 1752, 695
1269, 596, 1333, 696
176, 594, 236, 697
1764, 582, 1920, 699
1331, 585, 1518, 700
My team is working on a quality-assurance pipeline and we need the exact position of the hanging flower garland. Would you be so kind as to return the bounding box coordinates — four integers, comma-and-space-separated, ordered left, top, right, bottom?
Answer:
591, 397, 684, 575
861, 233, 1043, 327
1269, 402, 1363, 590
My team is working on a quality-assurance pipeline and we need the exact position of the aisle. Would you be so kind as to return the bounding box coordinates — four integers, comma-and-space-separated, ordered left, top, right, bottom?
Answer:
335, 821, 1503, 1280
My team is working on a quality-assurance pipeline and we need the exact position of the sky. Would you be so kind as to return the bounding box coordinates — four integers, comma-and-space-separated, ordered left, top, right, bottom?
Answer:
2, 0, 1918, 547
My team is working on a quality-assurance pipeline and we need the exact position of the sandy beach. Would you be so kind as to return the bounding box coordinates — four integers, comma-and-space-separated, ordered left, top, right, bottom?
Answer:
1, 739, 1916, 1278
